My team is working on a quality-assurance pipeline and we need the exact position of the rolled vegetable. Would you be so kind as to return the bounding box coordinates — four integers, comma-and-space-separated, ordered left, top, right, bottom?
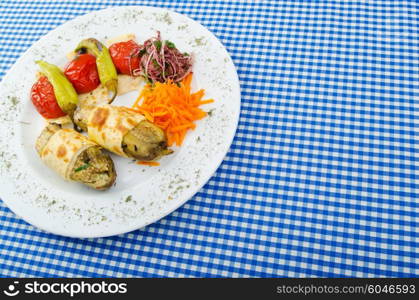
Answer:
35, 60, 78, 117
36, 124, 116, 190
75, 104, 170, 161
75, 38, 118, 103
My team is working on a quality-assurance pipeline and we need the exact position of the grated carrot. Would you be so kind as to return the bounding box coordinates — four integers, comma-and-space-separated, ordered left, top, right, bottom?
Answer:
132, 73, 214, 146
137, 161, 160, 166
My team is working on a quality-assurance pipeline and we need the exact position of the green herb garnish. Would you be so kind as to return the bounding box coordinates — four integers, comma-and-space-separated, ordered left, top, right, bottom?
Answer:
194, 37, 205, 46
152, 59, 160, 68
166, 40, 176, 49
142, 74, 153, 84
183, 52, 189, 56
74, 163, 90, 172
154, 40, 162, 51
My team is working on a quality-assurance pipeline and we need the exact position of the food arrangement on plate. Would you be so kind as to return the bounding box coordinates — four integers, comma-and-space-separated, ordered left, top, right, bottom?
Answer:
0, 6, 240, 237
31, 32, 213, 190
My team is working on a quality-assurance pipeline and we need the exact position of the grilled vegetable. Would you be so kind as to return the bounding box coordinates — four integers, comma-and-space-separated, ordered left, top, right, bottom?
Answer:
31, 76, 66, 119
36, 124, 116, 190
64, 53, 100, 94
75, 38, 118, 103
122, 120, 168, 161
109, 40, 142, 76
35, 60, 79, 117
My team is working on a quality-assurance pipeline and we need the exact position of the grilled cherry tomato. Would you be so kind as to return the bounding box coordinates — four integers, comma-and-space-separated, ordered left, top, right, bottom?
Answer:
31, 76, 66, 119
64, 54, 100, 94
109, 40, 141, 75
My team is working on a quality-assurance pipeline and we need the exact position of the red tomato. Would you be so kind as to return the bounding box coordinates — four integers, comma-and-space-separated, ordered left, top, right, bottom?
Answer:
64, 54, 100, 94
109, 40, 141, 75
31, 76, 66, 119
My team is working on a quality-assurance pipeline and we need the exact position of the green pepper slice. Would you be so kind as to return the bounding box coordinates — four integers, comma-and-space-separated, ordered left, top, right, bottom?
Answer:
36, 60, 78, 116
74, 38, 118, 103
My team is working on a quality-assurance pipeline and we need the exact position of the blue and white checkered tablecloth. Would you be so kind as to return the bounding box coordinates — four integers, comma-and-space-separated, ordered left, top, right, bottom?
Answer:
0, 0, 417, 277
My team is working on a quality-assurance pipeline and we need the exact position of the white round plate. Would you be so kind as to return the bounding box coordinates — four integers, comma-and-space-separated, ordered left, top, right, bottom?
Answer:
0, 6, 240, 238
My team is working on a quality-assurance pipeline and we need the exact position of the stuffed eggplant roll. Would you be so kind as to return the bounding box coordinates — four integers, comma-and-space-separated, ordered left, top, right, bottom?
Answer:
36, 124, 116, 190
74, 104, 169, 161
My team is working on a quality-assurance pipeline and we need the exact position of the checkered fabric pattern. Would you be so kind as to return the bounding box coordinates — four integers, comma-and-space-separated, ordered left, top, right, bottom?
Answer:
0, 0, 417, 278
